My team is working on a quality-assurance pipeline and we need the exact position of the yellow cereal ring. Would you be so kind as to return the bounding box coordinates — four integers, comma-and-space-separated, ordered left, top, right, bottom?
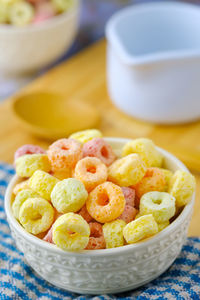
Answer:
51, 178, 88, 213
15, 154, 51, 178
13, 179, 30, 196
157, 220, 170, 232
86, 182, 125, 223
140, 191, 175, 223
123, 214, 158, 244
0, 2, 9, 23
158, 168, 173, 191
8, 1, 34, 26
29, 170, 59, 201
134, 167, 166, 199
12, 189, 39, 220
103, 219, 126, 248
122, 138, 163, 168
19, 197, 54, 235
74, 157, 107, 192
69, 129, 102, 144
169, 170, 196, 207
108, 154, 146, 186
52, 213, 90, 251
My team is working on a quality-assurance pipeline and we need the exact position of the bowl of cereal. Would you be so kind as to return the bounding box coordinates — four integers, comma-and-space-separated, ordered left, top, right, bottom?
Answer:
0, 0, 80, 74
5, 130, 195, 294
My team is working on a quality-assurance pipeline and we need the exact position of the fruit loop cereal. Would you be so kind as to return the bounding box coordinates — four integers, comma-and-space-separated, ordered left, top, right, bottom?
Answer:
0, 0, 75, 26
122, 138, 163, 168
12, 130, 195, 251
52, 213, 90, 251
70, 129, 102, 144
103, 219, 126, 248
85, 222, 105, 250
169, 170, 196, 207
86, 182, 125, 223
13, 179, 30, 195
15, 154, 51, 178
139, 191, 176, 223
123, 214, 158, 244
29, 170, 59, 200
12, 189, 39, 220
19, 197, 54, 235
14, 144, 45, 163
121, 187, 135, 207
83, 138, 116, 166
51, 178, 88, 213
47, 138, 82, 172
108, 154, 146, 187
134, 167, 166, 199
74, 157, 107, 192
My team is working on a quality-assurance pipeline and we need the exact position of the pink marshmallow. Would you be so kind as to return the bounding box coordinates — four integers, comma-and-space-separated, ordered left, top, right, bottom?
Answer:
14, 144, 45, 162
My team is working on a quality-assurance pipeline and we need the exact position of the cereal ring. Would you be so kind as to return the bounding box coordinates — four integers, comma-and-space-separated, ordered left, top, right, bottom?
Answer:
51, 178, 88, 213
52, 169, 72, 180
14, 144, 45, 163
69, 129, 102, 144
169, 170, 196, 207
74, 157, 107, 192
158, 168, 173, 191
108, 154, 146, 187
12, 189, 39, 220
157, 221, 170, 232
52, 213, 90, 251
9, 1, 34, 26
78, 204, 93, 223
19, 197, 54, 235
133, 167, 166, 199
83, 138, 116, 166
15, 154, 51, 178
139, 191, 175, 223
121, 187, 135, 207
86, 182, 125, 223
118, 205, 138, 224
123, 214, 158, 244
0, 2, 9, 23
103, 219, 126, 248
52, 0, 73, 13
47, 138, 82, 171
85, 222, 105, 250
122, 138, 163, 168
29, 170, 59, 201
13, 179, 30, 196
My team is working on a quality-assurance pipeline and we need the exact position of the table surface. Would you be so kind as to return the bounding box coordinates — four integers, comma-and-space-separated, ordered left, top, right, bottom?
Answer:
0, 39, 199, 236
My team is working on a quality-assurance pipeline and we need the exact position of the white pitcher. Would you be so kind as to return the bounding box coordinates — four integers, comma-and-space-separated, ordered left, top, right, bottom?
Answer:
106, 1, 200, 124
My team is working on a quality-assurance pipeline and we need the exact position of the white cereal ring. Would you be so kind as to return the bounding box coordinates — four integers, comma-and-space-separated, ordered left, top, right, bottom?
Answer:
169, 170, 195, 207
51, 178, 88, 213
123, 214, 158, 244
29, 170, 59, 201
103, 219, 126, 248
122, 138, 163, 168
52, 213, 90, 251
19, 197, 54, 235
12, 189, 39, 220
139, 191, 175, 223
15, 154, 51, 178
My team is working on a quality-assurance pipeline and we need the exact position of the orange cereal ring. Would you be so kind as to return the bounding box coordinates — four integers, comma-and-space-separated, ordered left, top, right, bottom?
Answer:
47, 138, 82, 171
74, 157, 107, 192
133, 167, 166, 199
85, 222, 105, 250
118, 205, 138, 223
86, 182, 125, 223
78, 204, 93, 223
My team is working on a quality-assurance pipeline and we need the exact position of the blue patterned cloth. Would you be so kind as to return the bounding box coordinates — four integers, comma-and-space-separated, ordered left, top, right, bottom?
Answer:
0, 163, 200, 299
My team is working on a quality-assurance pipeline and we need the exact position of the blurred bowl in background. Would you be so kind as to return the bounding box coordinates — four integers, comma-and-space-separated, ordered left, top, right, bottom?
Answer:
0, 0, 80, 75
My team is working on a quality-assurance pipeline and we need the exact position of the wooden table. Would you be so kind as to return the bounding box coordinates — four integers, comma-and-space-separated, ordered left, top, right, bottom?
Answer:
0, 39, 199, 236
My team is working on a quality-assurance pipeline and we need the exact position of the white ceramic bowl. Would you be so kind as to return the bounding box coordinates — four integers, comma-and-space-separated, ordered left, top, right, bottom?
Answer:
5, 138, 195, 294
0, 0, 80, 75
106, 2, 200, 124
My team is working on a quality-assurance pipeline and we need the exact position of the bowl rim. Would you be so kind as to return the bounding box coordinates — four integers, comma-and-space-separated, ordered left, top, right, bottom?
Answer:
4, 137, 195, 257
0, 0, 80, 34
